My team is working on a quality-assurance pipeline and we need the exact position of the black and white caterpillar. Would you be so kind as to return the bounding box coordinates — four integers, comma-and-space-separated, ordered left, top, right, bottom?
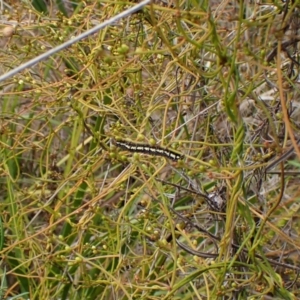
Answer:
114, 140, 183, 161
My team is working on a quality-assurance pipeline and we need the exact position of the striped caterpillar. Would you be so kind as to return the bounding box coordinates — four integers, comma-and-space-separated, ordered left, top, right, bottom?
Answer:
114, 140, 183, 161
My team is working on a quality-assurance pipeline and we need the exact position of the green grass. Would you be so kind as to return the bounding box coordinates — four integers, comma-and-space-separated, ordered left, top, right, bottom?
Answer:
0, 0, 300, 299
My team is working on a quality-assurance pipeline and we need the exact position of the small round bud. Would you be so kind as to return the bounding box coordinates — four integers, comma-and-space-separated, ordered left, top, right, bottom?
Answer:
3, 26, 14, 37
